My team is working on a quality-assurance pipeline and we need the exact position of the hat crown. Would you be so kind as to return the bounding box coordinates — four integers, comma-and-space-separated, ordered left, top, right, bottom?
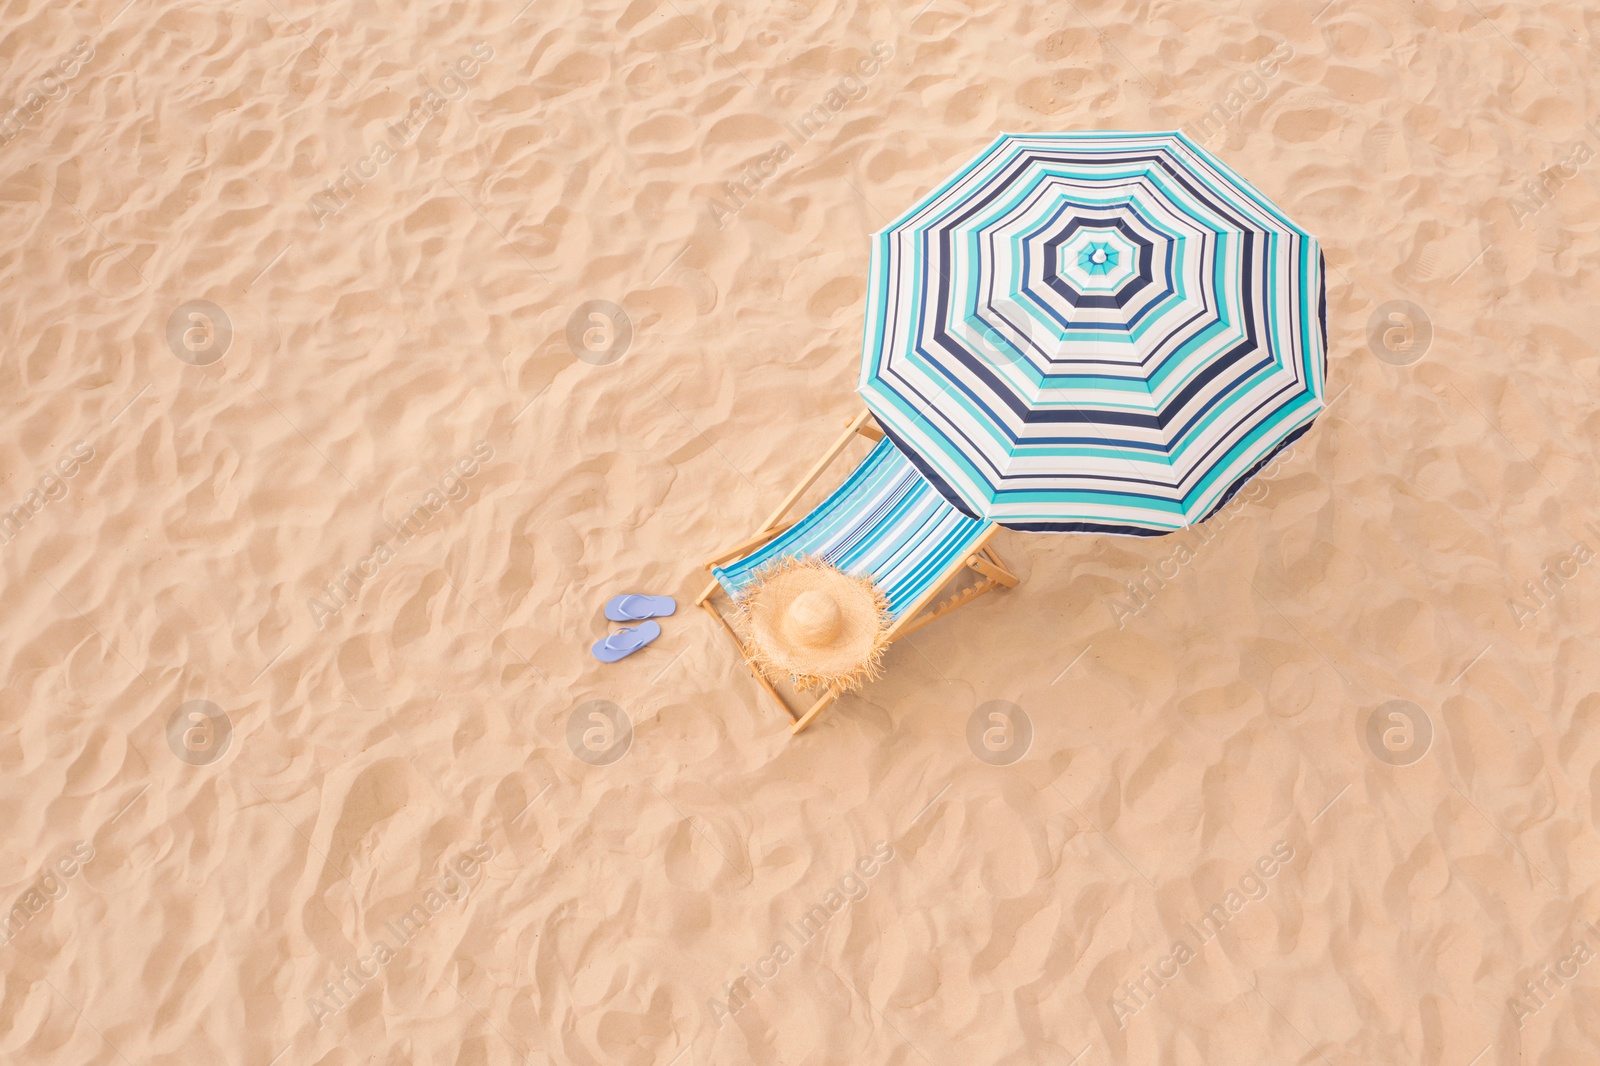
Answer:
786, 589, 842, 646
738, 558, 891, 693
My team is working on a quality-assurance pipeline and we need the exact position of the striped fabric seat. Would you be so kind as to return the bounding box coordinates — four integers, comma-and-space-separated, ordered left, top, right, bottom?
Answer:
713, 438, 989, 619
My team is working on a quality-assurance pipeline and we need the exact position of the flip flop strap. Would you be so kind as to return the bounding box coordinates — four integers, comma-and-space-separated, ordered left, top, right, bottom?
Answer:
603, 628, 641, 651
617, 595, 650, 618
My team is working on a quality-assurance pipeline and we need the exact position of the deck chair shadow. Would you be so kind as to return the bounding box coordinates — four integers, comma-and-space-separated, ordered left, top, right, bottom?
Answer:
696, 410, 1020, 734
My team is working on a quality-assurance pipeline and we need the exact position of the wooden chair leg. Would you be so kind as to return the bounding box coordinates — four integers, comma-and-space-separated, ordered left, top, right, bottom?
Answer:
791, 686, 842, 734
698, 597, 800, 722
967, 549, 1018, 588
982, 544, 1018, 585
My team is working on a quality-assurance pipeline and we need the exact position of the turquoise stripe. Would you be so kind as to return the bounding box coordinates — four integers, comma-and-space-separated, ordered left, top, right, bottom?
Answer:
858, 131, 1325, 533
714, 439, 988, 617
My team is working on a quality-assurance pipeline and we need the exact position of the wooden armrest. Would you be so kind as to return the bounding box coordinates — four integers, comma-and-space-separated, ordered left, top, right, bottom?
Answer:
757, 410, 873, 530
703, 521, 796, 570
704, 409, 879, 572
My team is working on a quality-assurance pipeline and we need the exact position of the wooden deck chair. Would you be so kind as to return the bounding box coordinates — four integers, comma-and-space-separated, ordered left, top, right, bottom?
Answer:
696, 410, 1019, 734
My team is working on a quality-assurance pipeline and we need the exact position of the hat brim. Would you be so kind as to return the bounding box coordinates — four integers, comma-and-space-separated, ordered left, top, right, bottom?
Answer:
736, 557, 893, 693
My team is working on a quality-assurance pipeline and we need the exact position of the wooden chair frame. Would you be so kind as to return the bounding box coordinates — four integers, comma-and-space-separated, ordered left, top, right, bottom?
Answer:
696, 410, 1019, 734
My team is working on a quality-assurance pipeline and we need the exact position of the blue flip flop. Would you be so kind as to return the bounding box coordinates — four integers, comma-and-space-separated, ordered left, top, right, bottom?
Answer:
592, 620, 661, 663
604, 594, 677, 622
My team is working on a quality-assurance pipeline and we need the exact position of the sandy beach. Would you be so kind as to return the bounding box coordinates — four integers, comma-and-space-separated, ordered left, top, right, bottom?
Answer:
1, 0, 1598, 1062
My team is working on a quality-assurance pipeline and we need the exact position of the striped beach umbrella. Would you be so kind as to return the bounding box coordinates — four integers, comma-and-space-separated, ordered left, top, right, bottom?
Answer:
858, 131, 1327, 535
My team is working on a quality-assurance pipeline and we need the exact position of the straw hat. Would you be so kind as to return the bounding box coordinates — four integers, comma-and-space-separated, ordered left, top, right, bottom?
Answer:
737, 557, 893, 693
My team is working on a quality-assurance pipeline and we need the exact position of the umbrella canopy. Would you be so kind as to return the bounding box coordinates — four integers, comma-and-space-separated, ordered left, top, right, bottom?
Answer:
858, 131, 1327, 535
